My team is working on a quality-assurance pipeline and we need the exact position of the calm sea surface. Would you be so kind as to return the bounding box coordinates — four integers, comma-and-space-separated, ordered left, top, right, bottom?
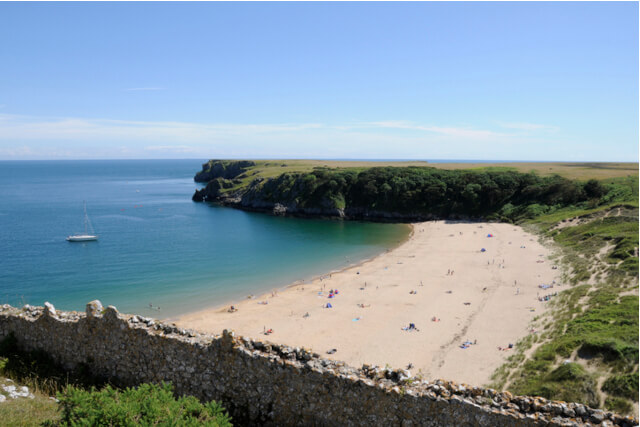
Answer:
0, 160, 409, 318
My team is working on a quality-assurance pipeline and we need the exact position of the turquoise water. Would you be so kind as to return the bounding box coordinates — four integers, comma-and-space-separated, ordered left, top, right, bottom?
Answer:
0, 160, 409, 318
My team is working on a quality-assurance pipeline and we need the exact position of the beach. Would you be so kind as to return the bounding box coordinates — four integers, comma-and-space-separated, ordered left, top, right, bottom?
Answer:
175, 220, 561, 387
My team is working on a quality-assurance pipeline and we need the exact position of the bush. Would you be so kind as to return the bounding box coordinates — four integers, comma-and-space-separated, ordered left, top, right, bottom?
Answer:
605, 397, 633, 414
602, 373, 639, 401
49, 382, 231, 426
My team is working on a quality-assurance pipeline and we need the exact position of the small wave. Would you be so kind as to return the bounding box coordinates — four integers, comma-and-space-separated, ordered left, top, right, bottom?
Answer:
97, 214, 145, 222
163, 214, 190, 220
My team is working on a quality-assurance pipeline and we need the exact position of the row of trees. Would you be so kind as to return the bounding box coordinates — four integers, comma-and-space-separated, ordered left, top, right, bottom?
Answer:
243, 167, 610, 220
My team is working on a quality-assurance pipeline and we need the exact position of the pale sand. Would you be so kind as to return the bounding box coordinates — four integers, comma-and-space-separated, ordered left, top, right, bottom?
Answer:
175, 221, 561, 387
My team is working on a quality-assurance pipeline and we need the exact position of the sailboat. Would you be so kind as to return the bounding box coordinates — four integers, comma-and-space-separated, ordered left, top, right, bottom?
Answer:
67, 201, 98, 242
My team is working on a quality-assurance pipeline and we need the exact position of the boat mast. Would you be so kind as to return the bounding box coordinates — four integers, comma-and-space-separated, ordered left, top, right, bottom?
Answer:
83, 201, 88, 235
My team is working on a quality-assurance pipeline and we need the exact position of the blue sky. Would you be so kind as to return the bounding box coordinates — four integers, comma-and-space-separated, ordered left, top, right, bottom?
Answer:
0, 2, 637, 161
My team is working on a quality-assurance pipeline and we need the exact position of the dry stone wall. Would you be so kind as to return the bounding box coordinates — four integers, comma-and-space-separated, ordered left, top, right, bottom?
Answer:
0, 302, 636, 427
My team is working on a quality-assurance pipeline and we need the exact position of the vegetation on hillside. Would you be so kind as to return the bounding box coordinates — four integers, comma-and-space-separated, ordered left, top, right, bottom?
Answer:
490, 196, 638, 415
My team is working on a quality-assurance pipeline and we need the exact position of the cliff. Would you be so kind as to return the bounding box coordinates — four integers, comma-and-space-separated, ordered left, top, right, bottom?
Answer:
194, 160, 256, 183
192, 161, 612, 222
1, 302, 636, 426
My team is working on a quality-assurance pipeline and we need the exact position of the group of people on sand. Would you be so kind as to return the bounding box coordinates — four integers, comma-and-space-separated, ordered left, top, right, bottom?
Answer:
538, 292, 558, 302
459, 339, 477, 349
402, 323, 419, 332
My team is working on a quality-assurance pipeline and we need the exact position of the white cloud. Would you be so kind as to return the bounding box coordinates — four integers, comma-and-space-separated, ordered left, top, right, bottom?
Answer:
497, 122, 559, 132
0, 112, 585, 160
0, 145, 34, 157
363, 121, 509, 140
125, 87, 164, 91
145, 145, 200, 153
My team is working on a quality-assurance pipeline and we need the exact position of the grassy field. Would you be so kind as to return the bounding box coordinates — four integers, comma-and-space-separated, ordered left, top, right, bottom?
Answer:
426, 162, 638, 180
0, 381, 59, 426
217, 159, 638, 182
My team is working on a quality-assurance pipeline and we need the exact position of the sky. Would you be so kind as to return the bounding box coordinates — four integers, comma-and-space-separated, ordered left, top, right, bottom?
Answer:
0, 2, 637, 161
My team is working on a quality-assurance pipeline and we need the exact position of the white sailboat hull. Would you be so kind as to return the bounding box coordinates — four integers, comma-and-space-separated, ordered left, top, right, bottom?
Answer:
66, 234, 98, 242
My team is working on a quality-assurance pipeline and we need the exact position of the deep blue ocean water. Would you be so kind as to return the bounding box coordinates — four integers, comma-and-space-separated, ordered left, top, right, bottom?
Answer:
0, 160, 409, 318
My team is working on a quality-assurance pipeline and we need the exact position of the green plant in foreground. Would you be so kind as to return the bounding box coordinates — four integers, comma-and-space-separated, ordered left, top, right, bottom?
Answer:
47, 382, 231, 427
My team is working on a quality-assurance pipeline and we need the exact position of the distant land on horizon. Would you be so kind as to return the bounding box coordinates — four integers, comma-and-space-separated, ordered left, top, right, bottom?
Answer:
5, 158, 636, 181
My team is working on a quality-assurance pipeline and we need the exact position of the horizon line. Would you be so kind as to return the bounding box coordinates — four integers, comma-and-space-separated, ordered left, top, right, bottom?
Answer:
0, 158, 637, 164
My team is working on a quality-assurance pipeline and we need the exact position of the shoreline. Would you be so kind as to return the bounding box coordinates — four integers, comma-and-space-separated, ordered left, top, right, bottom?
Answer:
164, 223, 414, 322
175, 220, 561, 387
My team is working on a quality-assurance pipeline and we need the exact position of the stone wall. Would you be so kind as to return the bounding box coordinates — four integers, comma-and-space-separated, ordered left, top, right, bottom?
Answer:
0, 302, 636, 427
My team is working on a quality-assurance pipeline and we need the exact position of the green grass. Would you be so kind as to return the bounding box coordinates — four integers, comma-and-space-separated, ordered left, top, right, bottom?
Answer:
0, 389, 60, 426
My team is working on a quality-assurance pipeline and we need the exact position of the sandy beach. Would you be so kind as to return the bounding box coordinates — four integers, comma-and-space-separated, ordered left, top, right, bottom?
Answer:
175, 220, 561, 387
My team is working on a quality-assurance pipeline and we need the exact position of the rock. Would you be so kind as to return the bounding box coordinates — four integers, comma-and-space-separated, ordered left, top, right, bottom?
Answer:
0, 395, 5, 403
85, 300, 103, 318
574, 404, 587, 418
398, 369, 411, 382
590, 410, 605, 424
561, 403, 575, 418
103, 305, 119, 321
43, 302, 56, 318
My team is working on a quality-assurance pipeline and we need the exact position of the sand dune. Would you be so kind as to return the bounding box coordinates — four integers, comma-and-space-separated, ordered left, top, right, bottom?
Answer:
176, 220, 561, 387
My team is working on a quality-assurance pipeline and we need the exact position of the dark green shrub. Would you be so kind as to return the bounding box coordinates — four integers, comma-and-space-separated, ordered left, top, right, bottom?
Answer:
602, 373, 639, 401
51, 382, 231, 426
605, 397, 633, 414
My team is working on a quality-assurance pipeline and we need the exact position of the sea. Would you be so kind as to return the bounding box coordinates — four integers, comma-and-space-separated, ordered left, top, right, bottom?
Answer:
0, 160, 410, 318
